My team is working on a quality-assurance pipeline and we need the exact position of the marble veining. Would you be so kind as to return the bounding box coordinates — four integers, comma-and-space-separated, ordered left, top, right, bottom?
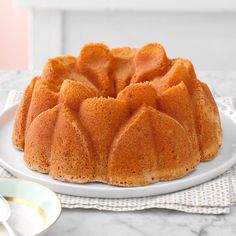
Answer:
0, 71, 236, 236
45, 208, 236, 236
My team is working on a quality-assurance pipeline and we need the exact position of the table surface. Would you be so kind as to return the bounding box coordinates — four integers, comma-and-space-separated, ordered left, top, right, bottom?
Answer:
0, 71, 236, 236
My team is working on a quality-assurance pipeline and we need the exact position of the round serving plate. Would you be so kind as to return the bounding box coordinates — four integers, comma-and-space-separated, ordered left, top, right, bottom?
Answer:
0, 102, 236, 199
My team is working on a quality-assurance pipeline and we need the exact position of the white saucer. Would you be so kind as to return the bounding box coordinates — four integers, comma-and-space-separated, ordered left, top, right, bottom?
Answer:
0, 178, 61, 236
0, 102, 236, 198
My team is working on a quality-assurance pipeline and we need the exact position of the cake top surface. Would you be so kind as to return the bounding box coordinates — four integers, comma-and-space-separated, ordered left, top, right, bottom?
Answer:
38, 43, 196, 107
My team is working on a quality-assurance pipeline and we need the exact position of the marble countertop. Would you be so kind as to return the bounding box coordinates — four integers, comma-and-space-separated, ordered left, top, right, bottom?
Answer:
0, 71, 236, 236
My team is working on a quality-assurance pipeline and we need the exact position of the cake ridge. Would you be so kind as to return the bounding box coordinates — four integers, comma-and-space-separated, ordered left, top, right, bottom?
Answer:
77, 43, 115, 97
156, 81, 201, 163
12, 76, 39, 150
49, 103, 96, 182
107, 105, 159, 186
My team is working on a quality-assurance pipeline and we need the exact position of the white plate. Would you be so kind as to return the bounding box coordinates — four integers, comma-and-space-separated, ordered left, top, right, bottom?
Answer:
0, 102, 236, 198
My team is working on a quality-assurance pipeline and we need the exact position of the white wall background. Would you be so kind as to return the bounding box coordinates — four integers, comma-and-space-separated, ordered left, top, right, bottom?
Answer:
16, 0, 236, 71
64, 12, 236, 72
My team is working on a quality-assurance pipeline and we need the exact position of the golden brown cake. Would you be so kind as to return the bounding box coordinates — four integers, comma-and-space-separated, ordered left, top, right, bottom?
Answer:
12, 43, 222, 186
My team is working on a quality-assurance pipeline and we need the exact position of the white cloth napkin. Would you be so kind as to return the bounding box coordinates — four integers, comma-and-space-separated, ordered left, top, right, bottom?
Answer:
1, 90, 236, 214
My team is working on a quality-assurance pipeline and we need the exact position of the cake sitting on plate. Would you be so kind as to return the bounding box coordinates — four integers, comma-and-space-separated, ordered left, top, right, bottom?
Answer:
12, 43, 222, 186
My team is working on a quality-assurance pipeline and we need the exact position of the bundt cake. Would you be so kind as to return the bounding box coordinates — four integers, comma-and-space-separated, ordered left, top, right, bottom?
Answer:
12, 43, 222, 186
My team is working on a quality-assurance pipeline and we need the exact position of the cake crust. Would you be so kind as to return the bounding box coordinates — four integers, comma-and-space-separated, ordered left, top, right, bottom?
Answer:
12, 42, 222, 186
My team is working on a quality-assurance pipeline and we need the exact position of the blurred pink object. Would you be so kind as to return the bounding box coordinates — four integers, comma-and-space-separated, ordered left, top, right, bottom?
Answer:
0, 0, 28, 70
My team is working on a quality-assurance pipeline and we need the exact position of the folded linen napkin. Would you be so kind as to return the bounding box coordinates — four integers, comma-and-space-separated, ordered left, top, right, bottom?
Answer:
0, 90, 236, 214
